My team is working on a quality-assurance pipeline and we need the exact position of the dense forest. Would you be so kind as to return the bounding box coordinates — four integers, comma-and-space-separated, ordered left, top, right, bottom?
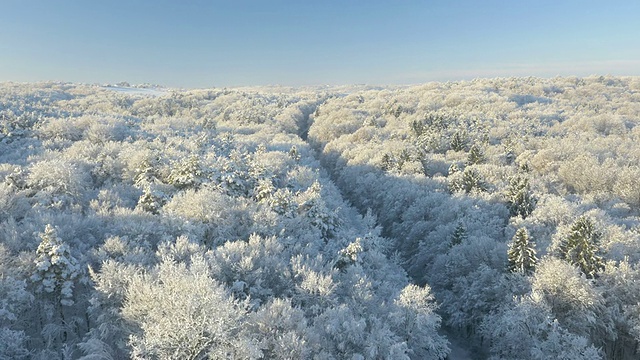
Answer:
1, 76, 639, 359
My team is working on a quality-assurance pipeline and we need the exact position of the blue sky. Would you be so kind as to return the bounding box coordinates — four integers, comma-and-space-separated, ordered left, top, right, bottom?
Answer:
1, 1, 639, 88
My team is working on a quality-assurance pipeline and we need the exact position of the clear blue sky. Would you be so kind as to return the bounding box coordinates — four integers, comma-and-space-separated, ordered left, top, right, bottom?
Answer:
1, 0, 639, 88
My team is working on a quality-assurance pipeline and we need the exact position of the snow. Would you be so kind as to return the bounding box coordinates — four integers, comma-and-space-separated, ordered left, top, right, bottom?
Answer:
103, 86, 167, 97
447, 339, 476, 360
441, 327, 481, 360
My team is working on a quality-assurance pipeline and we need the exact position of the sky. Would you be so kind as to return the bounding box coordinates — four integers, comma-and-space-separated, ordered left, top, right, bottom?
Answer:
1, 0, 639, 88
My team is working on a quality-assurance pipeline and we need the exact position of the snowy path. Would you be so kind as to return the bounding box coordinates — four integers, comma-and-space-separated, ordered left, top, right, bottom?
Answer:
448, 343, 474, 360
441, 327, 479, 360
302, 101, 481, 360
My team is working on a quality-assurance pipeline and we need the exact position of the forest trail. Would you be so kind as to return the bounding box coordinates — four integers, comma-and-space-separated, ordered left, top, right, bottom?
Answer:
301, 99, 481, 360
441, 327, 480, 360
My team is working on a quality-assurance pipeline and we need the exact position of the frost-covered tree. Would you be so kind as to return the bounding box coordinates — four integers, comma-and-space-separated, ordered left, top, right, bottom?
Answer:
482, 295, 603, 360
392, 284, 450, 359
167, 155, 204, 190
0, 273, 32, 360
31, 224, 79, 306
560, 216, 604, 278
531, 257, 614, 352
253, 177, 275, 203
133, 155, 160, 187
28, 158, 91, 205
268, 188, 295, 217
208, 234, 293, 305
508, 227, 537, 274
247, 298, 311, 359
218, 150, 252, 196
122, 255, 260, 359
29, 224, 81, 355
335, 237, 365, 271
79, 260, 142, 359
136, 184, 167, 214
297, 180, 340, 238
0, 328, 30, 359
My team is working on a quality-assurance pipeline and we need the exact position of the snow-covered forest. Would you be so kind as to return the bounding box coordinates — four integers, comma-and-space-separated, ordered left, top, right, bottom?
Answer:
1, 76, 640, 359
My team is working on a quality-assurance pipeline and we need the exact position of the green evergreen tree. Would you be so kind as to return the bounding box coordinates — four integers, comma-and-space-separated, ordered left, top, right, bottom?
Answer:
448, 162, 461, 175
506, 175, 536, 218
396, 149, 411, 170
466, 144, 485, 165
450, 130, 468, 151
381, 153, 393, 171
507, 227, 537, 274
462, 167, 487, 192
393, 104, 403, 118
451, 223, 468, 246
411, 119, 425, 137
560, 216, 604, 278
449, 167, 486, 193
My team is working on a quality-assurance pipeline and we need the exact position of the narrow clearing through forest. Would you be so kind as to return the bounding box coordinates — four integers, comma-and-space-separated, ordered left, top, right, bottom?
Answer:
302, 99, 477, 360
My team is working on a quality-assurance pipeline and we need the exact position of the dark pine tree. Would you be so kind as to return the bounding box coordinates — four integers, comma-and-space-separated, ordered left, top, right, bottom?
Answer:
560, 216, 605, 278
466, 144, 485, 165
451, 223, 468, 246
506, 175, 536, 219
450, 130, 468, 151
507, 227, 537, 274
